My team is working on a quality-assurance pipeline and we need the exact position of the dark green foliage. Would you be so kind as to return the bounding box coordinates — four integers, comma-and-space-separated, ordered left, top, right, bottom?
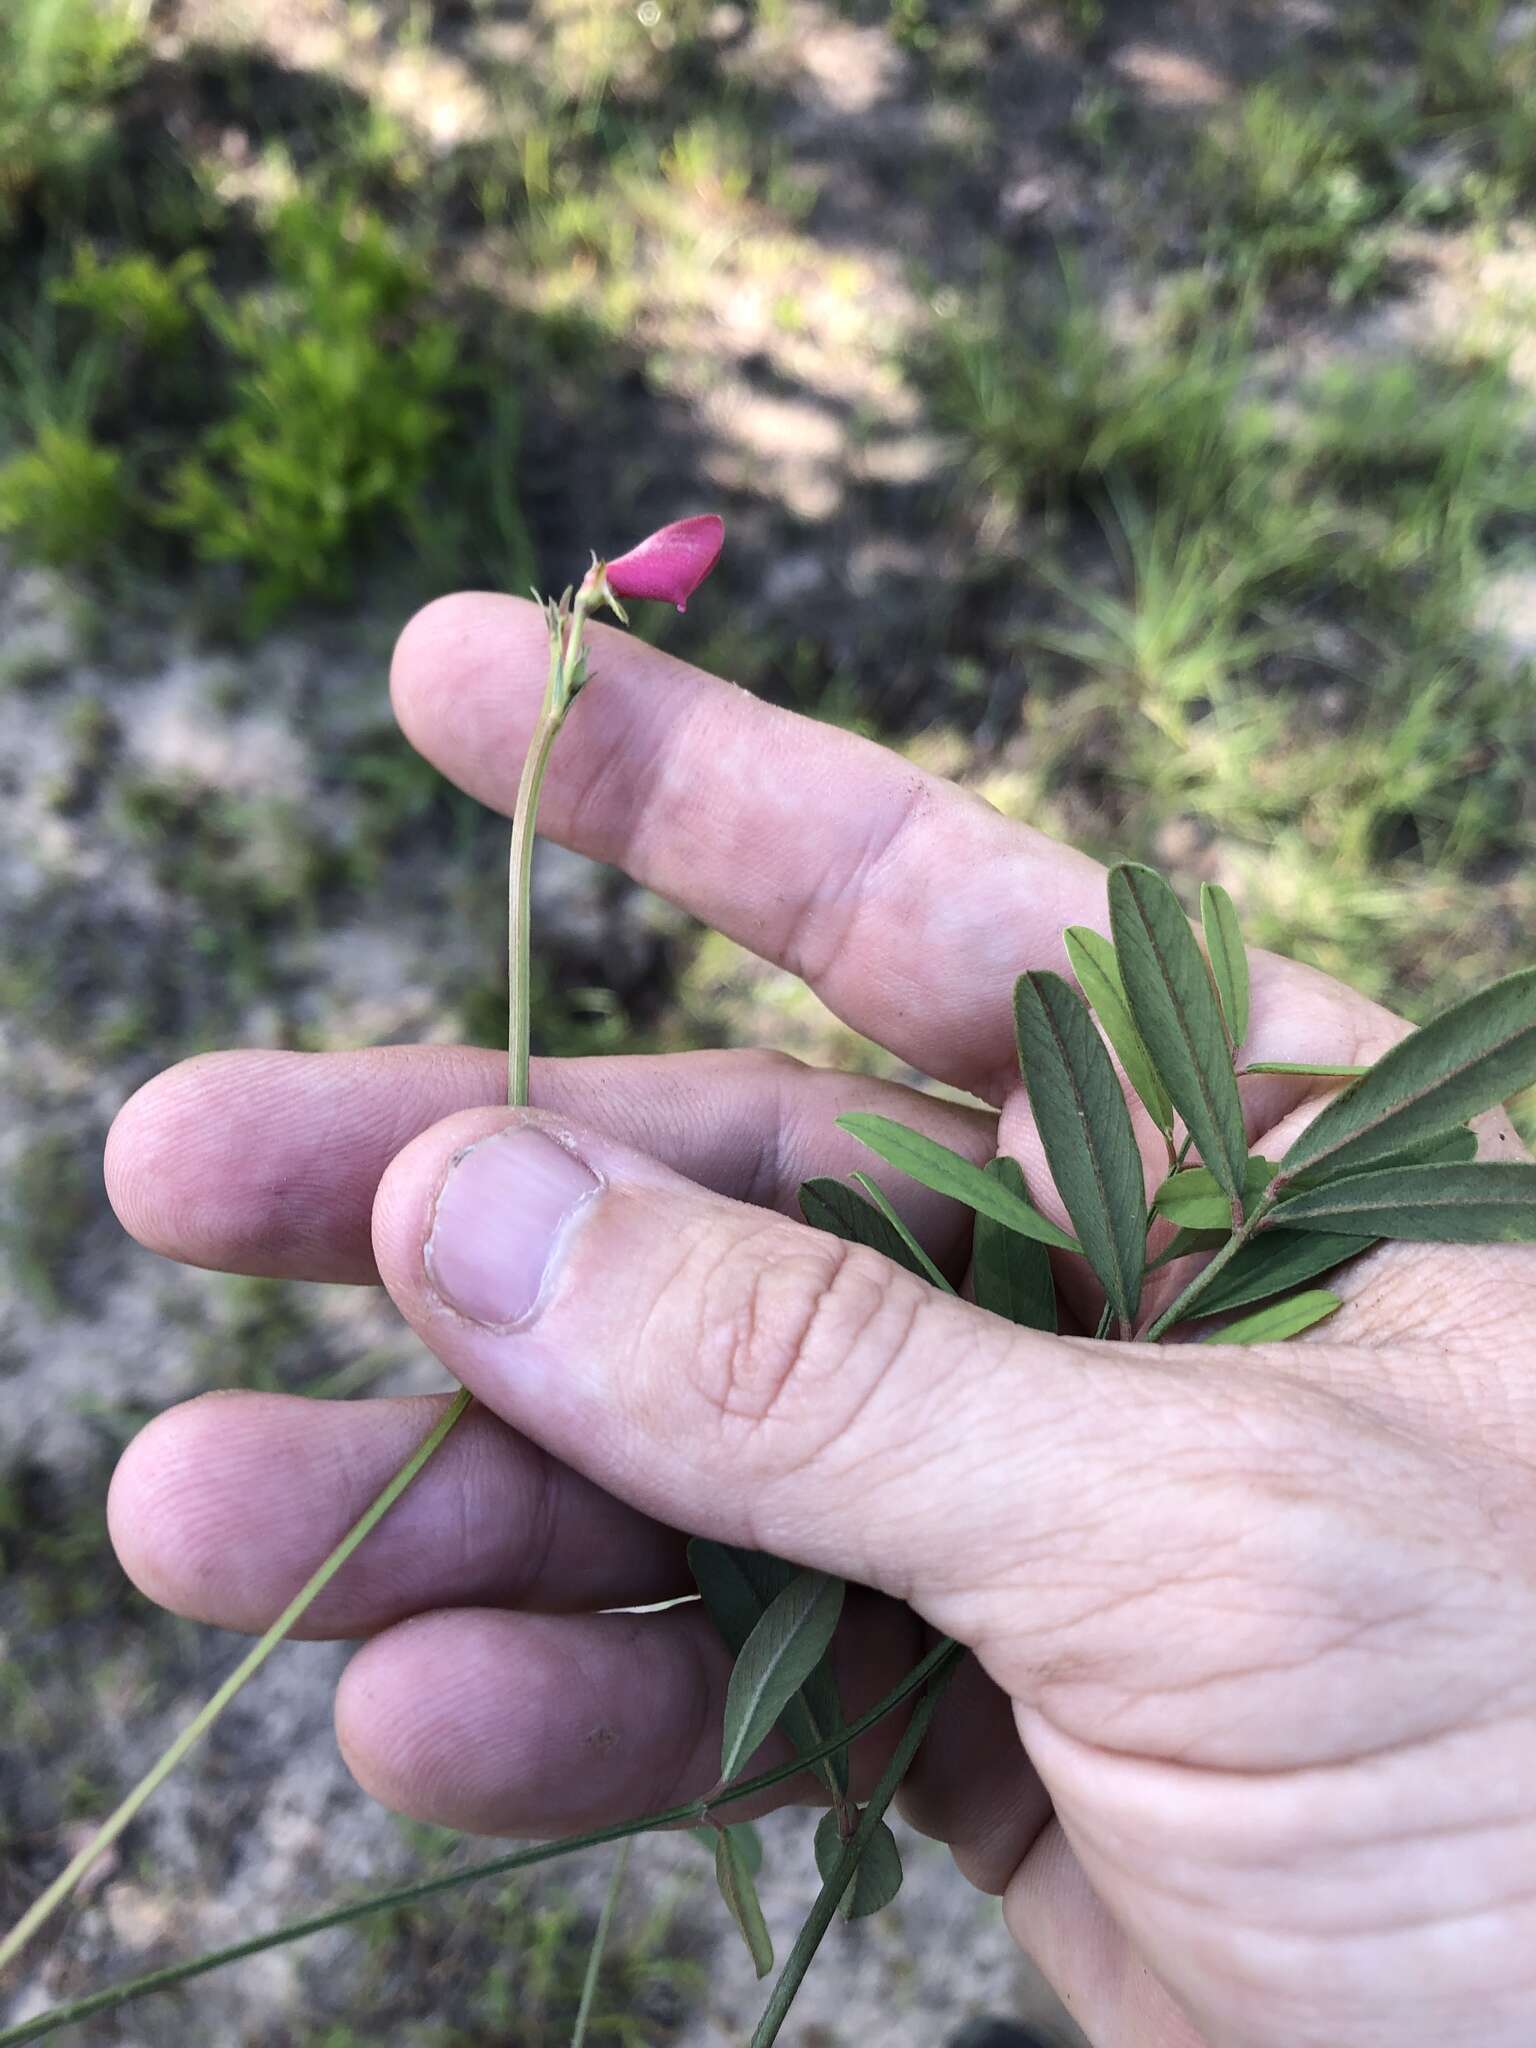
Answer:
162, 195, 455, 616
813, 1810, 902, 1920
1013, 970, 1145, 1331
1109, 864, 1249, 1211
970, 1158, 1057, 1333
799, 1176, 936, 1280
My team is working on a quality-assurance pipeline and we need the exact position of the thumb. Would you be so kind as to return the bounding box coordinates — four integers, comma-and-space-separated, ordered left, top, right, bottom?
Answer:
371, 1107, 1099, 1613
369, 1108, 1476, 1765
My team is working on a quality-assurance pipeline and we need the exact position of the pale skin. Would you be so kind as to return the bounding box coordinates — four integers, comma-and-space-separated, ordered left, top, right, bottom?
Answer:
103, 594, 1536, 2048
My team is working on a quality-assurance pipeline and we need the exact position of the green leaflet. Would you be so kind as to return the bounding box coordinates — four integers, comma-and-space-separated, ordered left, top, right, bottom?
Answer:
1108, 864, 1249, 1208
689, 1542, 849, 1798
798, 1177, 931, 1281
715, 1824, 774, 1977
971, 1157, 1057, 1331
1288, 1122, 1477, 1188
693, 1819, 763, 1873
849, 1173, 954, 1292
1268, 1162, 1536, 1243
813, 1809, 903, 1921
1063, 924, 1175, 1137
1161, 1226, 1376, 1323
1275, 967, 1536, 1185
1244, 1061, 1367, 1078
1200, 882, 1250, 1049
1013, 970, 1145, 1330
719, 1571, 846, 1785
836, 1113, 1081, 1253
1153, 1155, 1276, 1229
1204, 1289, 1342, 1345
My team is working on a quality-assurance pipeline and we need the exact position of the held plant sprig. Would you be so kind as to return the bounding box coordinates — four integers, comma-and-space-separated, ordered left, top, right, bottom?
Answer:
0, 516, 725, 1984
8, 581, 1536, 2044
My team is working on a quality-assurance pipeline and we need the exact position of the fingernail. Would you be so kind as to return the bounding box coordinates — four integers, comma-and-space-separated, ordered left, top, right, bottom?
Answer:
426, 1128, 600, 1327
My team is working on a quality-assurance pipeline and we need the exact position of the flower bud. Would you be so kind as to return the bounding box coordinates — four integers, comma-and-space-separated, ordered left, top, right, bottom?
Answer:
600, 513, 724, 612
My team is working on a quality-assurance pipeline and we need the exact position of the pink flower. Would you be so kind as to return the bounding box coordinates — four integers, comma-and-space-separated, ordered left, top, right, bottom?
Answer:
601, 514, 724, 611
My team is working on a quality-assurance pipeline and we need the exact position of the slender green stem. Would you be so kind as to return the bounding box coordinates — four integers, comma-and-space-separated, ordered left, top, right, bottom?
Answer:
1143, 1193, 1275, 1339
750, 1653, 962, 2048
0, 1390, 471, 1981
0, 1640, 964, 2046
569, 1840, 631, 2048
507, 703, 563, 1110
0, 605, 584, 1986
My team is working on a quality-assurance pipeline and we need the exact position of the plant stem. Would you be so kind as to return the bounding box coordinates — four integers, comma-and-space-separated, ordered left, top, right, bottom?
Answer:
1143, 1194, 1275, 1339
569, 1840, 632, 2048
507, 704, 561, 1109
0, 1641, 964, 2046
0, 603, 587, 1985
749, 1654, 961, 2048
0, 1390, 470, 1981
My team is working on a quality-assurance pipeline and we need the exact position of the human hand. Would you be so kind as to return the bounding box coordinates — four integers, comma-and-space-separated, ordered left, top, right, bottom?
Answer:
105, 597, 1536, 2048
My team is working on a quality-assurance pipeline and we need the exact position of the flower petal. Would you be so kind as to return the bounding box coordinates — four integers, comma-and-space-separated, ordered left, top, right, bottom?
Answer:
603, 514, 724, 611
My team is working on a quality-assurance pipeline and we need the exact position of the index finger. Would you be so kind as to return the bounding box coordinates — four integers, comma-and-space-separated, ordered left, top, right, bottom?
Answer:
392, 594, 1399, 1098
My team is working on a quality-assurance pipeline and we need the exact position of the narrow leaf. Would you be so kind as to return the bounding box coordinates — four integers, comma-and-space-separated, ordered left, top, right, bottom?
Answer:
1153, 1156, 1275, 1229
1269, 1162, 1536, 1243
813, 1809, 904, 1921
1108, 864, 1249, 1207
1204, 1290, 1343, 1345
837, 1113, 1080, 1252
692, 1820, 763, 1874
1173, 1226, 1375, 1322
971, 1158, 1057, 1331
798, 1178, 931, 1281
1013, 970, 1145, 1329
1275, 967, 1536, 1185
715, 1825, 775, 1977
1201, 882, 1250, 1048
1063, 925, 1174, 1137
720, 1571, 846, 1785
1290, 1122, 1477, 1187
689, 1543, 849, 1796
1244, 1061, 1368, 1078
849, 1174, 954, 1291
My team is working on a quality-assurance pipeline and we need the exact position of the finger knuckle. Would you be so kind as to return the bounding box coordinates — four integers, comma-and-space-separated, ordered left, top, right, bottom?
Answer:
679, 1218, 922, 1463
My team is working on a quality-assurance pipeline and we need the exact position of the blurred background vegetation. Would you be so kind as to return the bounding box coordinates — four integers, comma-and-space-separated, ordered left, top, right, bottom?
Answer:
1, 0, 1533, 2040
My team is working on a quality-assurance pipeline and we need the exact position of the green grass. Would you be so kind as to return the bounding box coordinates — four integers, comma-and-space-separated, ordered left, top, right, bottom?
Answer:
0, 0, 148, 232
